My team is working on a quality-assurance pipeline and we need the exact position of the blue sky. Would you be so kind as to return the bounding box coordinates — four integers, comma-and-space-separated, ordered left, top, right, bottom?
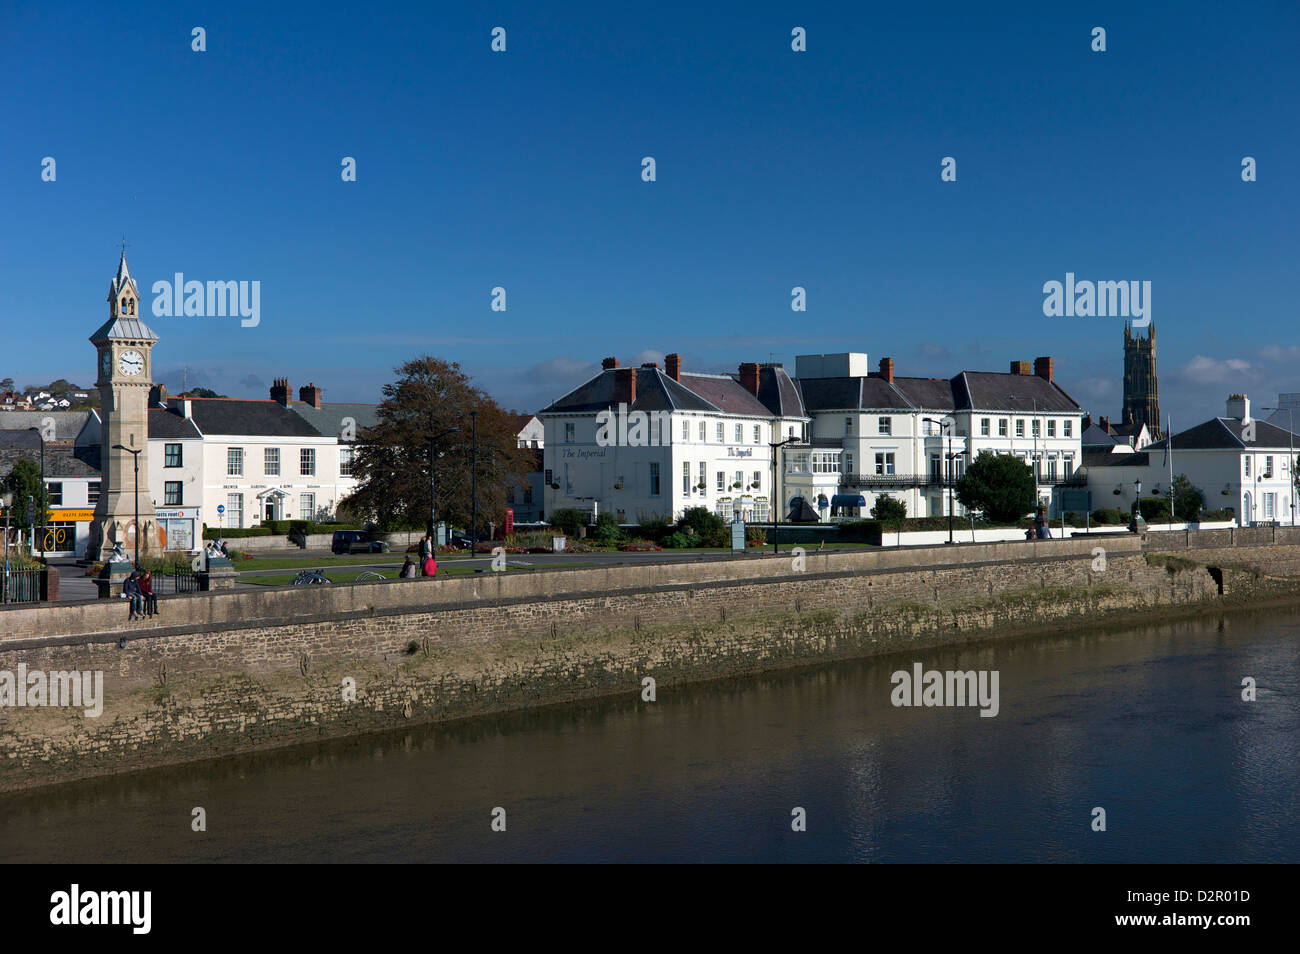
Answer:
4, 0, 1297, 425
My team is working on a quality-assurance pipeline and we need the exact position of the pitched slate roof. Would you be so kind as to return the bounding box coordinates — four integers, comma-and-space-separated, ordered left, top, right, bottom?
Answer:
541, 367, 790, 418
0, 437, 101, 478
0, 410, 91, 440
894, 377, 956, 410
1082, 422, 1119, 447
1170, 418, 1297, 450
680, 373, 773, 417
797, 375, 910, 411
184, 399, 325, 437
148, 408, 203, 440
288, 402, 381, 440
754, 365, 806, 417
954, 372, 1081, 413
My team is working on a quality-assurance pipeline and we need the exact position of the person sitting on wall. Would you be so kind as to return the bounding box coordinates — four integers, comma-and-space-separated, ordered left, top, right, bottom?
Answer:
122, 571, 145, 621
138, 568, 158, 617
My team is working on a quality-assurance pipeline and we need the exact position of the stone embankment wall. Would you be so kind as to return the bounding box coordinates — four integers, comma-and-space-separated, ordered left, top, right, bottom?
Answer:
2, 532, 1298, 792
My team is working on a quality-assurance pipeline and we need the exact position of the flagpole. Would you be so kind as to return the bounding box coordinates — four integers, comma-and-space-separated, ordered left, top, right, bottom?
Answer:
1167, 415, 1174, 530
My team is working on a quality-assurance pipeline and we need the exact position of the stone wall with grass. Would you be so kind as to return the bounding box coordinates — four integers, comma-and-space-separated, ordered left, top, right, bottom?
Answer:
2, 533, 1298, 792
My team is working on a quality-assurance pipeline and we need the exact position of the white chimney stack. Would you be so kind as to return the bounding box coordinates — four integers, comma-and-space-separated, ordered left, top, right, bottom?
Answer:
1226, 393, 1251, 424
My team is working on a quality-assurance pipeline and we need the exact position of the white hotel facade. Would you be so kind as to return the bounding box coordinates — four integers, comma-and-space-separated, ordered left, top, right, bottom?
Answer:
541, 352, 1087, 524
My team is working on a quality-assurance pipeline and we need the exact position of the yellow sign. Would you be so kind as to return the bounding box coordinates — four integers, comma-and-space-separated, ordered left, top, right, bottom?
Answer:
51, 509, 95, 522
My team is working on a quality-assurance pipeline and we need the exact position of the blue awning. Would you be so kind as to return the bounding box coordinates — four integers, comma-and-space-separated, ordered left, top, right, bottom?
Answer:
831, 494, 867, 508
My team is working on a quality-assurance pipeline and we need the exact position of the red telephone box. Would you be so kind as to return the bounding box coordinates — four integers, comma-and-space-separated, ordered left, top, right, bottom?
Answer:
504, 508, 514, 536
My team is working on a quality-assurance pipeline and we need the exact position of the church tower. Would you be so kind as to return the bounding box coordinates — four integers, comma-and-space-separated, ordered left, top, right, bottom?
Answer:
1122, 322, 1160, 435
86, 250, 162, 561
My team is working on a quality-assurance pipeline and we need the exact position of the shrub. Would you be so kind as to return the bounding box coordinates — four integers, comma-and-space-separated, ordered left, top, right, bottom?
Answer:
1199, 508, 1234, 522
548, 508, 586, 536
678, 506, 725, 537
592, 521, 625, 544
636, 512, 673, 542
1138, 496, 1171, 522
662, 531, 695, 549
871, 495, 907, 524
1090, 508, 1122, 525
746, 526, 767, 546
203, 526, 273, 539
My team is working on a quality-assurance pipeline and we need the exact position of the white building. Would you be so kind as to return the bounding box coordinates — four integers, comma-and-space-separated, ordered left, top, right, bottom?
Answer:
1081, 393, 1297, 526
795, 354, 1085, 520
539, 354, 808, 524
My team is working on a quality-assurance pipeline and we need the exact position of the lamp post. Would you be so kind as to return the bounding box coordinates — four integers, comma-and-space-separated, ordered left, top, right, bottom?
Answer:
769, 435, 798, 556
26, 427, 45, 557
470, 411, 479, 554
1262, 406, 1295, 526
427, 426, 461, 543
113, 444, 142, 565
1129, 477, 1145, 533
923, 417, 954, 544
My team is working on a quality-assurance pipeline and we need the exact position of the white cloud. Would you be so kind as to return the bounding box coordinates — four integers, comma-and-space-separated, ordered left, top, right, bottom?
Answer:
1178, 356, 1252, 384
1258, 344, 1300, 363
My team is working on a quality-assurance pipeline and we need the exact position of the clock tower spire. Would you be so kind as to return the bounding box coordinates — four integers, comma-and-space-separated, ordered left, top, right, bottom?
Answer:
87, 249, 162, 561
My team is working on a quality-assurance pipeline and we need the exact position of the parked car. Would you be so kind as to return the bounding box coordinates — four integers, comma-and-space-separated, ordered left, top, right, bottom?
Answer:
331, 530, 391, 554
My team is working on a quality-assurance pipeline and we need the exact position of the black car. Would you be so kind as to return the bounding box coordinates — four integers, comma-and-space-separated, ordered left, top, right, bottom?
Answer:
331, 530, 391, 554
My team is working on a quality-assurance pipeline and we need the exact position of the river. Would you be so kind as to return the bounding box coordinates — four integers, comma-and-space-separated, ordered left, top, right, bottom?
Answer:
2, 607, 1296, 863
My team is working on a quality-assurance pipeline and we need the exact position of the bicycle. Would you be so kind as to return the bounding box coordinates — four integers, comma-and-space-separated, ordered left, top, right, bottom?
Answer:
292, 569, 330, 585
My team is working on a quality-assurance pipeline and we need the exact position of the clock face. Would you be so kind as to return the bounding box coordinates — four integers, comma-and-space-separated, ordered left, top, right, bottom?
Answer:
118, 350, 145, 377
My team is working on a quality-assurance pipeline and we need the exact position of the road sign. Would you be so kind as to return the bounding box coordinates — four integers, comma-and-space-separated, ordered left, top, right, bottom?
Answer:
217, 504, 225, 514
731, 518, 746, 553
26, 500, 35, 523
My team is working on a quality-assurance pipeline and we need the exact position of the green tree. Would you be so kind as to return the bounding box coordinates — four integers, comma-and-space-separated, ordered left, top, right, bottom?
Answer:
2, 457, 49, 524
342, 356, 534, 534
955, 451, 1035, 523
871, 494, 907, 525
0, 378, 14, 391
1171, 474, 1206, 521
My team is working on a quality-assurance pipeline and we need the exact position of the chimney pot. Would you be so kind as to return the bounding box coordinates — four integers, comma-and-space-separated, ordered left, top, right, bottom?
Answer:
270, 378, 291, 406
601, 357, 619, 370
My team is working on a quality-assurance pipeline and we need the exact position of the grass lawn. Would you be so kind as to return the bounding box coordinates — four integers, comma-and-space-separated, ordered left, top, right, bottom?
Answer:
231, 554, 402, 570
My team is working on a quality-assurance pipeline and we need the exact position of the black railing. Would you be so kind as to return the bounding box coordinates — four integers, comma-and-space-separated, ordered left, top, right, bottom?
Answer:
840, 474, 945, 489
156, 569, 199, 594
1, 567, 41, 603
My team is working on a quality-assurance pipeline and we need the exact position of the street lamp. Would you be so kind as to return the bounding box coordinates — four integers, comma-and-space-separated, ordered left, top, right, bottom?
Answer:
1129, 477, 1145, 533
427, 426, 461, 543
923, 417, 954, 544
769, 434, 798, 556
1261, 406, 1296, 527
112, 444, 142, 565
26, 427, 45, 557
470, 411, 479, 554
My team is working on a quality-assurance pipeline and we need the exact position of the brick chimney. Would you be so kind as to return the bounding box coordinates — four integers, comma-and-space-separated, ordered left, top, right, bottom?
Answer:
1034, 356, 1054, 382
739, 362, 760, 395
270, 378, 291, 406
601, 356, 619, 370
1010, 360, 1031, 376
879, 357, 894, 383
148, 384, 166, 406
665, 353, 681, 382
298, 382, 324, 408
1226, 393, 1251, 423
641, 361, 659, 369
1098, 415, 1111, 433
615, 367, 637, 405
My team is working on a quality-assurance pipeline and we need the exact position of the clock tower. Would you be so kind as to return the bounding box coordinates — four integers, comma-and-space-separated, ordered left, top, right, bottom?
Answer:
87, 251, 162, 561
